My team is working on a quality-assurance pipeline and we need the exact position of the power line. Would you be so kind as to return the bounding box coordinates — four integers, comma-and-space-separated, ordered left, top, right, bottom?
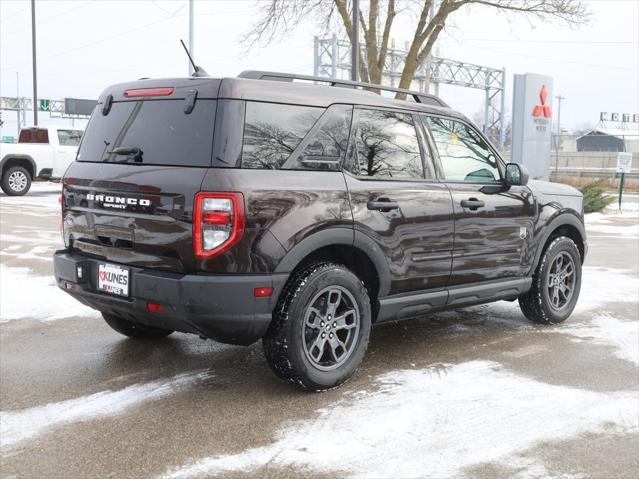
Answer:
466, 39, 637, 45
0, 14, 179, 72
0, 1, 92, 37
457, 42, 636, 72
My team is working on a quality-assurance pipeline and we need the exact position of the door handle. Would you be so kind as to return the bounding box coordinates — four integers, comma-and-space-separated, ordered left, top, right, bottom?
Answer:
460, 198, 485, 211
367, 198, 400, 212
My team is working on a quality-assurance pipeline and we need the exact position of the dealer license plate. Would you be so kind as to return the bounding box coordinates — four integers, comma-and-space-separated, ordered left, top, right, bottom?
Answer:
97, 262, 130, 297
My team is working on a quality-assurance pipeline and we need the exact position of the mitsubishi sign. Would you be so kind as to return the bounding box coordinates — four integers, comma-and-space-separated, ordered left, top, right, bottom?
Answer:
511, 73, 554, 179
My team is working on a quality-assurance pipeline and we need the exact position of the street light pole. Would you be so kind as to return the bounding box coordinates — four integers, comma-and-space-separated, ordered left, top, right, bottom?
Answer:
554, 94, 565, 178
351, 0, 359, 81
31, 0, 38, 126
188, 0, 194, 76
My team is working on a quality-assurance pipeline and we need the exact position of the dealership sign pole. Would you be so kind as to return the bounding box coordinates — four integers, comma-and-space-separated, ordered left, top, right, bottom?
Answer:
511, 73, 554, 179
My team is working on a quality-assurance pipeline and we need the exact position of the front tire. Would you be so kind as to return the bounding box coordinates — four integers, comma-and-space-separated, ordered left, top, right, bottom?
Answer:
263, 262, 372, 391
519, 236, 582, 324
1, 166, 31, 196
102, 312, 174, 339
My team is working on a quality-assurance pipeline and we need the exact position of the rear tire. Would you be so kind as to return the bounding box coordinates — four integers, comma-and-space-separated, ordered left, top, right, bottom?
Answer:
102, 312, 173, 339
263, 262, 372, 391
1, 166, 31, 196
519, 236, 582, 324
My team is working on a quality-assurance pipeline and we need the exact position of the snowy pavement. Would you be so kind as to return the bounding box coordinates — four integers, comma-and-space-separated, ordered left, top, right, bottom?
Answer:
1, 183, 638, 479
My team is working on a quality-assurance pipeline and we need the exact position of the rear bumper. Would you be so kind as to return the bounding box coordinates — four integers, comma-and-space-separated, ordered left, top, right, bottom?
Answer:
53, 250, 288, 345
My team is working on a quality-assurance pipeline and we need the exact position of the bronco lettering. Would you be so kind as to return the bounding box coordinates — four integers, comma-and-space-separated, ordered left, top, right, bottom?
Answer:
86, 193, 151, 207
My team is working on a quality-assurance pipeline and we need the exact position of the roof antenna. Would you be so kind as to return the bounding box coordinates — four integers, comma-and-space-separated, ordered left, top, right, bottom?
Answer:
180, 39, 208, 77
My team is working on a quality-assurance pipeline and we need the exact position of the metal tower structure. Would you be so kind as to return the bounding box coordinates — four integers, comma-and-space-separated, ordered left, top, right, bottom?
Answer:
0, 96, 95, 127
313, 35, 507, 149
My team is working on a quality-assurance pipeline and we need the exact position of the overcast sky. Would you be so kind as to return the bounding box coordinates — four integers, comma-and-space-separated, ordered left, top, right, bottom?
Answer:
0, 0, 637, 138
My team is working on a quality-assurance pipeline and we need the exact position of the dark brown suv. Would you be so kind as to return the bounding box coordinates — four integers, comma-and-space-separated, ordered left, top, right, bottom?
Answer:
53, 71, 586, 390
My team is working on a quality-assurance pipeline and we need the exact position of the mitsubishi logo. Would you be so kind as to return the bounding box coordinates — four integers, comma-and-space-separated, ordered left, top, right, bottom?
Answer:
532, 85, 552, 118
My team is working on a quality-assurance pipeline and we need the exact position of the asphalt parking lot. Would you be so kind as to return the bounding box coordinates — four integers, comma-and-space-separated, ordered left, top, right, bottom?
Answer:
1, 183, 638, 479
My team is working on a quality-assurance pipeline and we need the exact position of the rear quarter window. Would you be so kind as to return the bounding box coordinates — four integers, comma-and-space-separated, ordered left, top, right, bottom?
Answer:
77, 99, 216, 167
241, 102, 324, 169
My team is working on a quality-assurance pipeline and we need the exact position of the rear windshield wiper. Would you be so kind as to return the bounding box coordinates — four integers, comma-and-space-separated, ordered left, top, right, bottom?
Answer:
106, 146, 143, 163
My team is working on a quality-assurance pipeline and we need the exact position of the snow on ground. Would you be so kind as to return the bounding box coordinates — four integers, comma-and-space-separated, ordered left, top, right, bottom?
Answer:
0, 264, 99, 322
585, 201, 639, 237
159, 360, 638, 479
558, 313, 638, 365
576, 267, 639, 313
0, 370, 215, 449
0, 183, 60, 213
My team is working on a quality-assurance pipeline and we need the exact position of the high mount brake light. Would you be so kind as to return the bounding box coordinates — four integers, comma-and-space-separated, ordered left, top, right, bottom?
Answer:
124, 87, 174, 97
193, 192, 245, 259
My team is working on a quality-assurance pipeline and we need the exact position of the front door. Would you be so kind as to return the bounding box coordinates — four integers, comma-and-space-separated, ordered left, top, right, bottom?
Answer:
344, 108, 454, 296
422, 115, 535, 286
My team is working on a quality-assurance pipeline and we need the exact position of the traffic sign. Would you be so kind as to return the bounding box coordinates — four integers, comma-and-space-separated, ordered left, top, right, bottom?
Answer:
617, 152, 633, 174
39, 99, 50, 111
617, 152, 633, 210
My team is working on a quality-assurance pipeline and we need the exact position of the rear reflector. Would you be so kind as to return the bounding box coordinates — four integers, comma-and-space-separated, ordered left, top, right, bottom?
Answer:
146, 302, 164, 313
124, 87, 174, 97
254, 287, 273, 298
202, 211, 232, 225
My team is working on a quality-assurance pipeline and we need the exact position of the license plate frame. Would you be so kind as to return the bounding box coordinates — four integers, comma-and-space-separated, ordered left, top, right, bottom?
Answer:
97, 262, 130, 297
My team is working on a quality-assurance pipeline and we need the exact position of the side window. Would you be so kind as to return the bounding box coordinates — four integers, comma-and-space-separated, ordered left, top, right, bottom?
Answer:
241, 102, 324, 169
425, 116, 500, 183
57, 129, 83, 147
286, 104, 353, 171
354, 109, 424, 179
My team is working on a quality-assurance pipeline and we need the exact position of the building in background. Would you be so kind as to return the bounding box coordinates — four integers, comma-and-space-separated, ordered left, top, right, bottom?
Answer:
576, 128, 639, 153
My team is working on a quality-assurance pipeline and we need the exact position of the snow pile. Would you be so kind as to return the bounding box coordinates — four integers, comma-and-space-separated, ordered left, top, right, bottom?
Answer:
0, 264, 99, 322
0, 370, 215, 449
160, 361, 638, 479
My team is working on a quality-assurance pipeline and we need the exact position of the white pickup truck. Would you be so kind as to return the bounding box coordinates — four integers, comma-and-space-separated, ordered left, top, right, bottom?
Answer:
0, 126, 83, 196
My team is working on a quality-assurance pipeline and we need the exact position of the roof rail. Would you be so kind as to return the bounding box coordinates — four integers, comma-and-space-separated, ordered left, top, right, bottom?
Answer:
238, 70, 448, 108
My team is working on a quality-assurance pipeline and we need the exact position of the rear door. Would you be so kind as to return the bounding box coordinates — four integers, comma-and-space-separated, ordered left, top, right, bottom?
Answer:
421, 115, 535, 286
344, 107, 454, 297
63, 94, 217, 274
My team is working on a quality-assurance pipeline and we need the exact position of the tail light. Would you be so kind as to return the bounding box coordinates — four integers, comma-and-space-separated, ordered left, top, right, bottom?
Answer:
194, 192, 245, 259
59, 187, 64, 235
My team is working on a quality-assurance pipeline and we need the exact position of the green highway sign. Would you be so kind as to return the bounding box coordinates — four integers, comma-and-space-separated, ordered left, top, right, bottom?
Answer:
2, 136, 16, 143
39, 99, 51, 111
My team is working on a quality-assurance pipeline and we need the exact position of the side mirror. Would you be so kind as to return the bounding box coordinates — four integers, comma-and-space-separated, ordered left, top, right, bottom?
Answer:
505, 163, 529, 187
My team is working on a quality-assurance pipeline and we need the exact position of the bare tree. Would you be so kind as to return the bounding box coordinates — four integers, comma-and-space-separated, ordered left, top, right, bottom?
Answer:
245, 0, 588, 96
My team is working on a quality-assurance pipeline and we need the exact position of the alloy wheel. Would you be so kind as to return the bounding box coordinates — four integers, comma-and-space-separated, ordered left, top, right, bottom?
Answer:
302, 286, 360, 371
546, 251, 576, 310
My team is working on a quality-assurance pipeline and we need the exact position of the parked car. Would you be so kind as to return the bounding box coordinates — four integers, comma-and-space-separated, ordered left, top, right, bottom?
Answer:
53, 71, 586, 390
0, 126, 83, 195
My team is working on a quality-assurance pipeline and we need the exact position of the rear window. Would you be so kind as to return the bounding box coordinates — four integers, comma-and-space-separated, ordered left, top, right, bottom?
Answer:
77, 99, 216, 167
19, 128, 49, 143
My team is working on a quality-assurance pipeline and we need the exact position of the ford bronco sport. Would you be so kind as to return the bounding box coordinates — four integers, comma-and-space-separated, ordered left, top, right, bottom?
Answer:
54, 71, 586, 390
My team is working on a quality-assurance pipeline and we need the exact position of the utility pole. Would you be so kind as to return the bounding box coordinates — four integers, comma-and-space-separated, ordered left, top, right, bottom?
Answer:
188, 0, 194, 76
351, 0, 359, 81
554, 94, 565, 178
31, 0, 38, 126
